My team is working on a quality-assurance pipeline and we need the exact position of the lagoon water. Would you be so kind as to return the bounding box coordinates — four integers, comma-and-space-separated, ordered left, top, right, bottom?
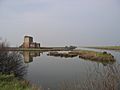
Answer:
21, 48, 120, 90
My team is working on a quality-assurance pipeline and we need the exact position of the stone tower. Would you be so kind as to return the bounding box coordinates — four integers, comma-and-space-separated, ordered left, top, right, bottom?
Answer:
23, 36, 33, 48
21, 36, 40, 48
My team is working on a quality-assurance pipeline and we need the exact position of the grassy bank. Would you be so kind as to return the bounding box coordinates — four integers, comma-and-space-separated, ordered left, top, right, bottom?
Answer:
69, 50, 115, 62
0, 74, 39, 90
87, 46, 120, 50
48, 50, 115, 62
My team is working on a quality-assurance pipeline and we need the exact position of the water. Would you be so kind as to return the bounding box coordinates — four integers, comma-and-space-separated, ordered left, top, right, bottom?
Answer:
21, 48, 120, 90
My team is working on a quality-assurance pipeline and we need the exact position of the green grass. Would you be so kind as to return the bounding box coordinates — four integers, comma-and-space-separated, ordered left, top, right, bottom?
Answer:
0, 74, 38, 90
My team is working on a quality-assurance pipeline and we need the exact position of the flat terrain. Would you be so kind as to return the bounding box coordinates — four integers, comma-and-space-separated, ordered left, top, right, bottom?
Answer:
0, 47, 66, 51
87, 46, 120, 50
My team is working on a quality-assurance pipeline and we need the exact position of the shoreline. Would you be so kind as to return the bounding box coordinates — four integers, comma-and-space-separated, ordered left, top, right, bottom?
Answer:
0, 47, 67, 51
47, 50, 115, 62
0, 46, 77, 51
87, 46, 120, 51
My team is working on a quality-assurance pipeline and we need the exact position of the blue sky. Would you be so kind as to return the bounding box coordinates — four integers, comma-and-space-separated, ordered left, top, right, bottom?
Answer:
0, 0, 120, 47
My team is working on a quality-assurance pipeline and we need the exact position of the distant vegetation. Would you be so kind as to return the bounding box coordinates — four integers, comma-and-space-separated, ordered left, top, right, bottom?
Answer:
87, 46, 120, 50
64, 46, 77, 50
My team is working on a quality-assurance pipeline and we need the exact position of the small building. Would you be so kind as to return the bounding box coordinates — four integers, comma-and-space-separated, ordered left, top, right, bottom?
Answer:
20, 36, 40, 48
36, 43, 40, 48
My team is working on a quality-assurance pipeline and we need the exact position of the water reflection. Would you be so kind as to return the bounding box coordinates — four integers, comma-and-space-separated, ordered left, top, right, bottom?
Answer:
59, 64, 120, 90
22, 51, 42, 63
80, 58, 116, 66
20, 48, 120, 90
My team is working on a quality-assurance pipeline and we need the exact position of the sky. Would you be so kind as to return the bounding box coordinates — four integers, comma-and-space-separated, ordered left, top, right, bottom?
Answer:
0, 0, 120, 47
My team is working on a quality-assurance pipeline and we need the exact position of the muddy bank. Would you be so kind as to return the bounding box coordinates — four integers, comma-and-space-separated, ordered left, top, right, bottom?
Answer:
47, 52, 78, 58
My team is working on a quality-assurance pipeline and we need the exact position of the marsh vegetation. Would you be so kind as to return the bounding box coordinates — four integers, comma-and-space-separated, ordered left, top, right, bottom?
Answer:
47, 50, 115, 62
0, 40, 40, 90
59, 64, 120, 90
0, 39, 120, 90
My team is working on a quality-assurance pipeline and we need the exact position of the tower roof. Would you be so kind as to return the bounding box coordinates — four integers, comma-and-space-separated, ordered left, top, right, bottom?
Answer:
24, 36, 33, 38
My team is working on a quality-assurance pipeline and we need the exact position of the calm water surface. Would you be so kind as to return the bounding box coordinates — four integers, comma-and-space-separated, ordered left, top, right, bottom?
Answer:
21, 48, 120, 90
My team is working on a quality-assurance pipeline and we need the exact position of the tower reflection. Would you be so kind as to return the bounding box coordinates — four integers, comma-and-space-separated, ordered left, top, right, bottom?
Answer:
22, 51, 41, 63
